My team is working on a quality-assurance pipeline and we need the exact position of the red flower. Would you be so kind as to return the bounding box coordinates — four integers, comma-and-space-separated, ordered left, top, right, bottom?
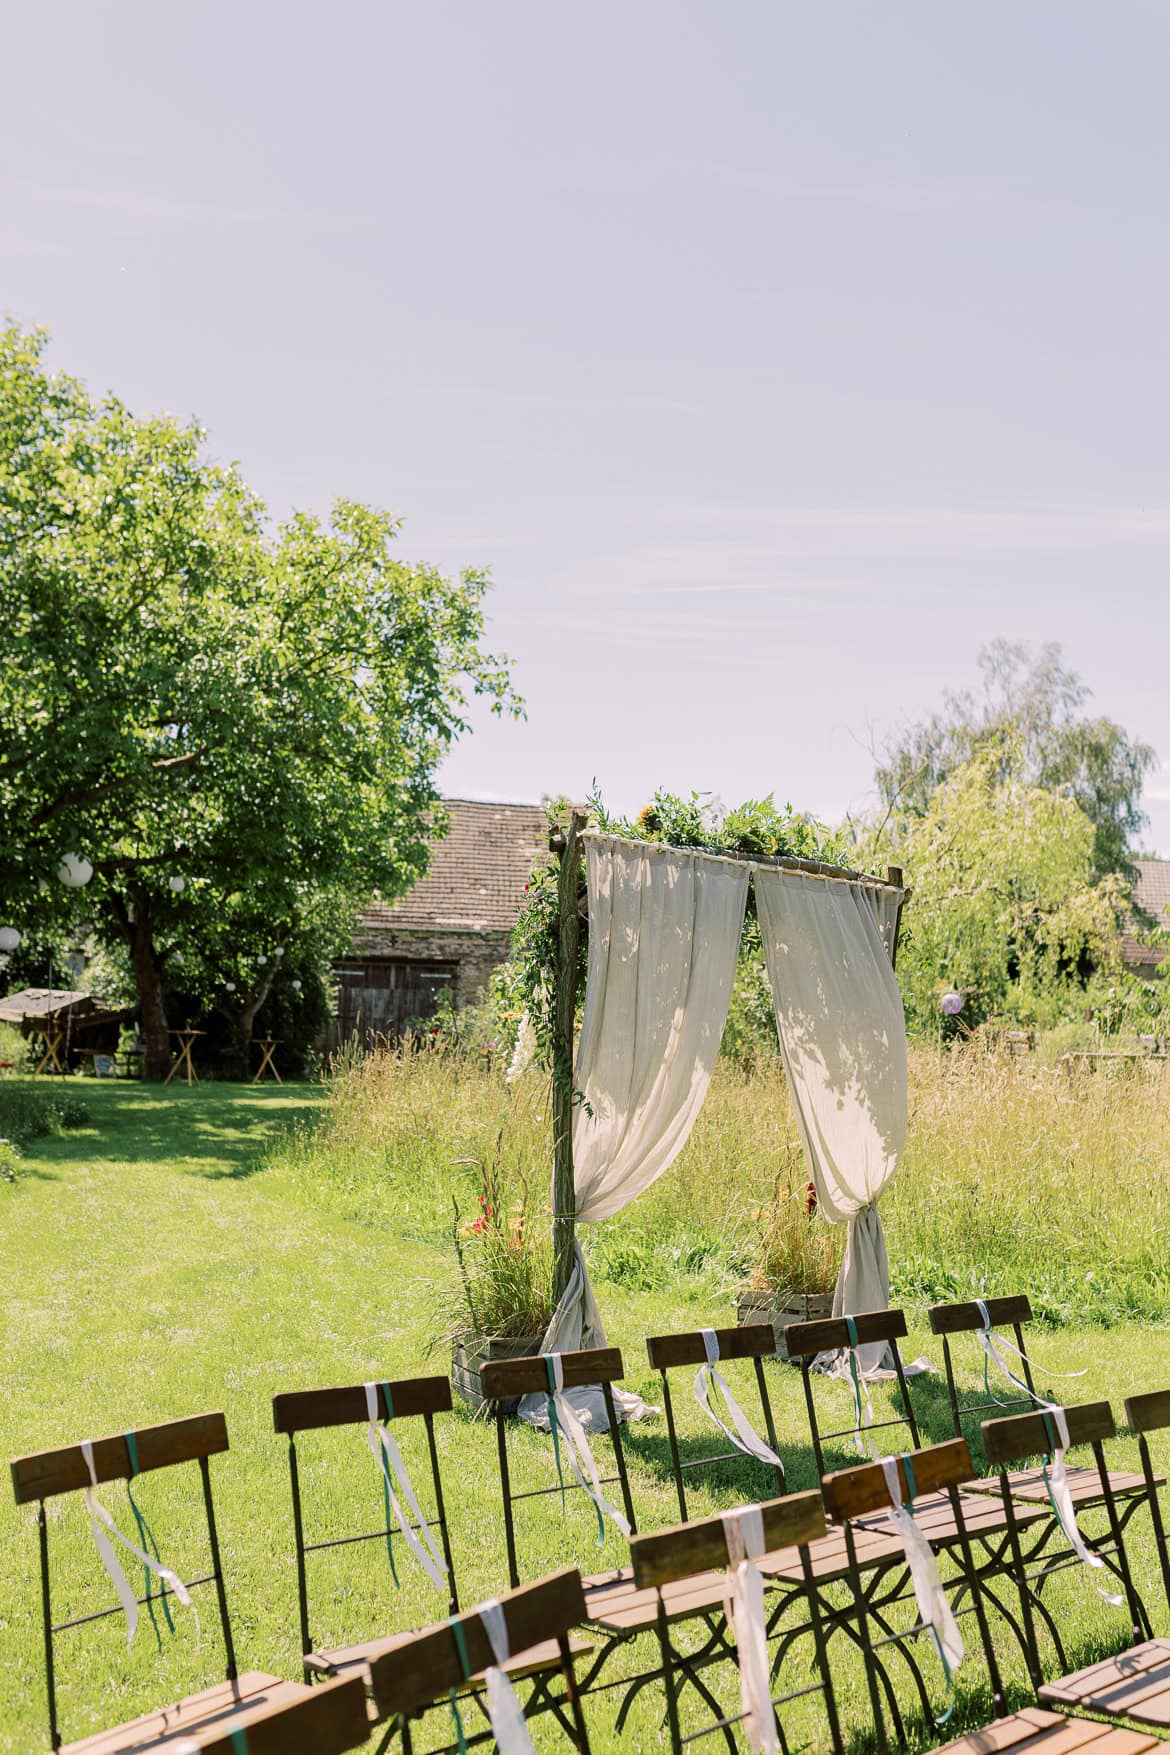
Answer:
805, 1180, 817, 1216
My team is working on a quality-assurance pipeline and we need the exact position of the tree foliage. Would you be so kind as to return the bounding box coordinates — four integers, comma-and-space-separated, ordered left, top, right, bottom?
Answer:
874, 640, 1155, 882
0, 323, 520, 1075
892, 745, 1130, 1031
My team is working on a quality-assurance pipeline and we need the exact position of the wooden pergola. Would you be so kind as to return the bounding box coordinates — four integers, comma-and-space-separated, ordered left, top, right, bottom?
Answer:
546, 810, 907, 1303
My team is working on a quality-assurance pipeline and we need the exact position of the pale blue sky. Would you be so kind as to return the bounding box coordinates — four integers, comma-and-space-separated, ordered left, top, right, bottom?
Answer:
5, 3, 1170, 849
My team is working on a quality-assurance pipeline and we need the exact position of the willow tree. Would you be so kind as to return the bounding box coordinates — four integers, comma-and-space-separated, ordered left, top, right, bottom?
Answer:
0, 323, 519, 1077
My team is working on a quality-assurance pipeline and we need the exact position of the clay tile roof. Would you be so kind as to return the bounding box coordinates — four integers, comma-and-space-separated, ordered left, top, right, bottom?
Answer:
359, 798, 550, 936
1121, 858, 1170, 970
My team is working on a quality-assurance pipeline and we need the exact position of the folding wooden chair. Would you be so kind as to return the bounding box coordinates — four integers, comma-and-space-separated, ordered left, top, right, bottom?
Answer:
478, 1347, 638, 1594
983, 1401, 1155, 1692
783, 1308, 1046, 1711
11, 1411, 310, 1754
629, 1491, 844, 1755
1030, 1388, 1170, 1729
930, 1296, 1154, 1514
782, 1307, 923, 1478
823, 1436, 1160, 1755
272, 1374, 457, 1686
644, 1324, 785, 1521
171, 1675, 370, 1753
366, 1567, 592, 1754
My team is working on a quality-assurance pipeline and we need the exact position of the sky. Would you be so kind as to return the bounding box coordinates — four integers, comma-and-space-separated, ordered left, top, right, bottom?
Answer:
4, 2, 1170, 850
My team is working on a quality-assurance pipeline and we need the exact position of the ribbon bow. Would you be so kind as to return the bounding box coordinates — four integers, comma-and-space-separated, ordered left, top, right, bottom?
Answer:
694, 1331, 785, 1479
1038, 1406, 1123, 1607
880, 1455, 963, 1725
721, 1504, 777, 1755
446, 1598, 536, 1755
543, 1355, 631, 1543
80, 1439, 193, 1648
363, 1383, 449, 1592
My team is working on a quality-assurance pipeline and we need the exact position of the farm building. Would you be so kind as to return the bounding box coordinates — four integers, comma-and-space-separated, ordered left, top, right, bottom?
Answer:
334, 797, 549, 1046
1121, 857, 1170, 977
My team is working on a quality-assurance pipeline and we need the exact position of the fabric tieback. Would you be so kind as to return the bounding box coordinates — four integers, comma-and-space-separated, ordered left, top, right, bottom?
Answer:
80, 1439, 193, 1648
694, 1331, 785, 1480
1037, 1406, 1123, 1607
363, 1383, 449, 1592
543, 1355, 631, 1543
446, 1599, 536, 1755
973, 1301, 1086, 1408
880, 1455, 963, 1724
720, 1504, 777, 1755
844, 1317, 877, 1455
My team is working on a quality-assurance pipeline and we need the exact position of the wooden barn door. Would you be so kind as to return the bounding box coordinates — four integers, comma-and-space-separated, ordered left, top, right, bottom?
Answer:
335, 958, 458, 1047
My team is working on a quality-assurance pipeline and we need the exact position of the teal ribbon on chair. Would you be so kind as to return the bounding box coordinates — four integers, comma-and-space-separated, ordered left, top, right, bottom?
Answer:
230, 1730, 249, 1754
544, 1357, 570, 1525
843, 1317, 875, 1454
124, 1431, 175, 1645
447, 1614, 473, 1755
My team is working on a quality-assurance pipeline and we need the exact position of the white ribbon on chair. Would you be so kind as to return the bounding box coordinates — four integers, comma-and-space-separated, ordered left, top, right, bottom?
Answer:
479, 1597, 538, 1755
721, 1504, 777, 1755
973, 1301, 1086, 1405
694, 1331, 785, 1478
880, 1457, 963, 1721
80, 1441, 192, 1647
363, 1384, 449, 1591
1037, 1406, 1123, 1608
544, 1355, 631, 1540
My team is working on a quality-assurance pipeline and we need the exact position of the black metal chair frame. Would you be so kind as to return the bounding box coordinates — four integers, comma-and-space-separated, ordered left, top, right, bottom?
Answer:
930, 1296, 1156, 1642
632, 1493, 845, 1755
12, 1414, 241, 1753
987, 1401, 1150, 1690
645, 1324, 786, 1523
272, 1376, 459, 1684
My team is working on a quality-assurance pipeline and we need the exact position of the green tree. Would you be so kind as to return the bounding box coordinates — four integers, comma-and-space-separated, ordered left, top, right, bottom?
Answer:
874, 640, 1156, 882
0, 323, 520, 1078
892, 745, 1129, 1032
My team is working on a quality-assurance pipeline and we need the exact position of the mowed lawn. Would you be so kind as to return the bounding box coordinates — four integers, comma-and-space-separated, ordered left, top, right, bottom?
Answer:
2, 1079, 1170, 1753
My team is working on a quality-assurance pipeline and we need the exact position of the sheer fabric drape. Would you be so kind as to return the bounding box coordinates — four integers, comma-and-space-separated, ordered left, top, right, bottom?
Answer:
519, 836, 749, 1430
754, 868, 908, 1375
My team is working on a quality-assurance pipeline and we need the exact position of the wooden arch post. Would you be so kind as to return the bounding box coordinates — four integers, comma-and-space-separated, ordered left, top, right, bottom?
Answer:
551, 810, 587, 1306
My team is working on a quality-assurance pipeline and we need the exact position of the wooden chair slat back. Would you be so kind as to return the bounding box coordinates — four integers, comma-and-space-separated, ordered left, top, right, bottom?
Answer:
928, 1295, 1033, 1335
368, 1568, 586, 1718
822, 1437, 973, 1522
784, 1307, 908, 1358
1125, 1389, 1170, 1435
480, 1347, 624, 1398
982, 1400, 1115, 1465
272, 1375, 452, 1434
11, 1412, 228, 1505
631, 1491, 824, 1589
646, 1326, 773, 1368
196, 1677, 370, 1754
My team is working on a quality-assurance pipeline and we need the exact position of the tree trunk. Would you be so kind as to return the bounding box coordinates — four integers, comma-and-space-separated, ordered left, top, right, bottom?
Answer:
129, 906, 171, 1081
232, 955, 280, 1071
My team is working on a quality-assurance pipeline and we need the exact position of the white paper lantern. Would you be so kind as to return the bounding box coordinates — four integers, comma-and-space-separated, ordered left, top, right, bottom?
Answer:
169, 875, 186, 894
291, 978, 303, 991
256, 955, 268, 967
0, 926, 20, 952
224, 981, 236, 993
273, 946, 285, 959
57, 853, 94, 888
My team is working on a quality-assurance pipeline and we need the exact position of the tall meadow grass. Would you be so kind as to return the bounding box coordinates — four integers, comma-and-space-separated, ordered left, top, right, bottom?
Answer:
265, 1041, 1170, 1329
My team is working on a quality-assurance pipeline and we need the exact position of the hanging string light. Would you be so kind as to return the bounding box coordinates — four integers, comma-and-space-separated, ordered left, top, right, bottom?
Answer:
57, 854, 93, 888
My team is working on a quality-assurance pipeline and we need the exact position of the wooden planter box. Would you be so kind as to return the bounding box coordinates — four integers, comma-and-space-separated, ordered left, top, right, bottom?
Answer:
736, 1289, 835, 1361
451, 1334, 543, 1416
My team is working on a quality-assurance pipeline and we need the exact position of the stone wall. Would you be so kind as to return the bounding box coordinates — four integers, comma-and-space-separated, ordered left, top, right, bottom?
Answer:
348, 925, 512, 1008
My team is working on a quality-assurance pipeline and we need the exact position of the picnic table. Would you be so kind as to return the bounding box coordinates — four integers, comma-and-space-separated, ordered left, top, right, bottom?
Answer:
1059, 1049, 1167, 1078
